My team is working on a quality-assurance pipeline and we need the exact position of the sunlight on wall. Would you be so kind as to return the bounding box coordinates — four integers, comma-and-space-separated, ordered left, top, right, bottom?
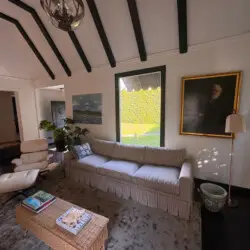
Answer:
196, 147, 228, 181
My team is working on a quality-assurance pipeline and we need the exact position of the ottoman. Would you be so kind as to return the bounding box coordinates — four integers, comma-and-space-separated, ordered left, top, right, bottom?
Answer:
0, 169, 39, 194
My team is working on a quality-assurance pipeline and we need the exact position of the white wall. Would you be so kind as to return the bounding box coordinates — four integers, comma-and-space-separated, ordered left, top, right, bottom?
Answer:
0, 91, 18, 143
36, 88, 65, 140
0, 76, 39, 141
36, 33, 250, 189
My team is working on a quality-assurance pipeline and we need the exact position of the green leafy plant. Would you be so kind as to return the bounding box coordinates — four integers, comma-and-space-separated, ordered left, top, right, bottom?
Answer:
39, 118, 88, 152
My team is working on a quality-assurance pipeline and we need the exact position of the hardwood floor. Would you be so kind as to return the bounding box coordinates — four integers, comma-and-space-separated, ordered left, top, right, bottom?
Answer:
202, 196, 250, 250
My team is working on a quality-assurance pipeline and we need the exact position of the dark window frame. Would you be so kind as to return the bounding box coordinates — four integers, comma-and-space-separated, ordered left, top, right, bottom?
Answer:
115, 65, 166, 147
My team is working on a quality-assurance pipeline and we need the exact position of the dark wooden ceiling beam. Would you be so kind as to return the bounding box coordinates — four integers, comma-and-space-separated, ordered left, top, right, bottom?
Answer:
86, 0, 116, 67
0, 12, 55, 80
8, 0, 72, 76
177, 0, 188, 53
68, 31, 91, 72
127, 0, 147, 61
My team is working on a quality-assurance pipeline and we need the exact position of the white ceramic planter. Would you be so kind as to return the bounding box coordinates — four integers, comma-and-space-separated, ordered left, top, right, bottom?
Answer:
200, 183, 227, 212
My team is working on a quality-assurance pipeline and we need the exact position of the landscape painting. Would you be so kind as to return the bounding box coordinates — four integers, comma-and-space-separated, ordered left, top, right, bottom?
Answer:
72, 94, 102, 124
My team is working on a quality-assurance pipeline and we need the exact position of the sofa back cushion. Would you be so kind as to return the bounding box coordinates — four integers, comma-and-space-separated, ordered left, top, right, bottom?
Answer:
144, 147, 186, 167
91, 139, 115, 157
21, 151, 48, 164
112, 143, 145, 163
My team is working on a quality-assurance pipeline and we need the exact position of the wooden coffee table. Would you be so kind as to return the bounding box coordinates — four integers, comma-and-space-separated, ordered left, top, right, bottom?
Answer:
16, 198, 109, 250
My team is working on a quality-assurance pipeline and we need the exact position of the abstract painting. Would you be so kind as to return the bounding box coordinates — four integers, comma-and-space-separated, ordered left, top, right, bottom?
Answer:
72, 94, 102, 124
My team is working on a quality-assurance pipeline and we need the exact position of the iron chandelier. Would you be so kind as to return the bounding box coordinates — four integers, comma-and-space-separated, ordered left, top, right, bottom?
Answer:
41, 0, 85, 32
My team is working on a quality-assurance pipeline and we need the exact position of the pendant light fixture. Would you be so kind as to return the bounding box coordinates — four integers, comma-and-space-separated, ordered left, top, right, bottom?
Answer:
40, 0, 85, 32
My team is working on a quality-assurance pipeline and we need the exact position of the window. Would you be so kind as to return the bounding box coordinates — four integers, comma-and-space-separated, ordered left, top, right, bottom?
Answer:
115, 66, 166, 147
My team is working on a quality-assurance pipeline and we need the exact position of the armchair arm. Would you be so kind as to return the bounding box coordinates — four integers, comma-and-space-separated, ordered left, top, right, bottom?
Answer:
11, 158, 22, 166
47, 154, 54, 161
179, 161, 193, 202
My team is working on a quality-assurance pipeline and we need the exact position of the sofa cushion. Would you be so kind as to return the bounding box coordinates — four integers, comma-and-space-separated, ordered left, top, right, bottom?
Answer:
98, 160, 140, 182
21, 151, 48, 164
75, 154, 109, 172
21, 139, 48, 153
91, 139, 115, 157
112, 143, 145, 163
133, 165, 180, 195
144, 147, 186, 167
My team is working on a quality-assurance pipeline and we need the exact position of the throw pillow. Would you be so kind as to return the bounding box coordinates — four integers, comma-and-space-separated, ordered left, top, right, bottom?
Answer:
71, 143, 93, 160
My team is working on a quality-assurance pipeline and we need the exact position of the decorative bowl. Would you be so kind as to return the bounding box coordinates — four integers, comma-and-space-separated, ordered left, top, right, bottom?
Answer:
200, 183, 227, 212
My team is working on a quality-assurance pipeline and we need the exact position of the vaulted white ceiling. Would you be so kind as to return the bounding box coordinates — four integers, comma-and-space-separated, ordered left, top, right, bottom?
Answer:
0, 0, 250, 81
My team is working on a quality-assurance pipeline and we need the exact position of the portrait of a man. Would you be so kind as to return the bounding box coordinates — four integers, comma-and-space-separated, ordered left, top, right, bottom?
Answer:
180, 72, 241, 138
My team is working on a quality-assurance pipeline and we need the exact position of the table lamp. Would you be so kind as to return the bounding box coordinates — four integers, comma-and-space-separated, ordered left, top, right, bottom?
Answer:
225, 111, 246, 207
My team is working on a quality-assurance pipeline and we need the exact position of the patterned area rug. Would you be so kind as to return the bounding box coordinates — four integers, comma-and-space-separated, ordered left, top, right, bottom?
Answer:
0, 169, 201, 250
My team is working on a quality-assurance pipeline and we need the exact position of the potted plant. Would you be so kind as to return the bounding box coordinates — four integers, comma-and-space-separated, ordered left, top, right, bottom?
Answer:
39, 118, 88, 152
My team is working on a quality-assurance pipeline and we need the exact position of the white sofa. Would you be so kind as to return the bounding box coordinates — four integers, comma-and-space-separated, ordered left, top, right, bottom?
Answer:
66, 139, 193, 220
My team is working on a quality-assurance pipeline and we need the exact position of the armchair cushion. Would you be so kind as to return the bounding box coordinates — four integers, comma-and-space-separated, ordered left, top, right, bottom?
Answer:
14, 161, 48, 172
21, 151, 48, 164
11, 158, 22, 166
21, 139, 48, 153
0, 169, 39, 194
133, 164, 180, 195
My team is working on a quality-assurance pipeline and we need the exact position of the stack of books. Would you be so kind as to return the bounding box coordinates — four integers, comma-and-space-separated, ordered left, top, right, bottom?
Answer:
56, 207, 92, 235
22, 190, 56, 213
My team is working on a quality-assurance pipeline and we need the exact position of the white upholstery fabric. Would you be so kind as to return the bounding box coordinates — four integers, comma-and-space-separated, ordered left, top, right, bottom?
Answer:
67, 166, 192, 220
64, 137, 193, 220
112, 143, 145, 163
144, 147, 186, 167
21, 151, 48, 164
98, 160, 140, 182
133, 165, 180, 195
21, 139, 48, 153
75, 154, 109, 172
179, 162, 193, 202
91, 139, 116, 157
11, 158, 22, 166
0, 169, 39, 194
14, 161, 48, 172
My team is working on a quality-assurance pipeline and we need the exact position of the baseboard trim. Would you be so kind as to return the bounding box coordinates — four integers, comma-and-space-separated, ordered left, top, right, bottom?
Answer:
194, 178, 250, 198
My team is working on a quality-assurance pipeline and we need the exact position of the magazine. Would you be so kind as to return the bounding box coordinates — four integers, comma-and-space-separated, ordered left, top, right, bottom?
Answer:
56, 207, 92, 235
22, 198, 56, 213
22, 190, 56, 212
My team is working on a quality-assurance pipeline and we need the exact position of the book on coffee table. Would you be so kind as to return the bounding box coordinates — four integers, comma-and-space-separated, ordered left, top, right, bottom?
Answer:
22, 190, 56, 213
56, 207, 92, 235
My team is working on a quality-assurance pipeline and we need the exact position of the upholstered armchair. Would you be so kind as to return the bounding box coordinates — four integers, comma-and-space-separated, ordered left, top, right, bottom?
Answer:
0, 139, 60, 205
11, 139, 54, 173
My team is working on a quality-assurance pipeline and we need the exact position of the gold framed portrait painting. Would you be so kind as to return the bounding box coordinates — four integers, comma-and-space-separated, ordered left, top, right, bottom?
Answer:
180, 72, 242, 138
